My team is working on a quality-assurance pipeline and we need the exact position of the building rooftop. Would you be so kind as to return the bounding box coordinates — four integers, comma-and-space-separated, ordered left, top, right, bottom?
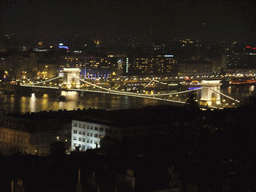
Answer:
3, 105, 195, 132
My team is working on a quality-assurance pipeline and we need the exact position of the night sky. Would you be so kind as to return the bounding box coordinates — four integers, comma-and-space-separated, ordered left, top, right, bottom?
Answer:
1, 0, 256, 47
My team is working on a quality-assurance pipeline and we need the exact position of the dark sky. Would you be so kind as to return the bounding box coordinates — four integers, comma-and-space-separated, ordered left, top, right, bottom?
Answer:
1, 0, 256, 47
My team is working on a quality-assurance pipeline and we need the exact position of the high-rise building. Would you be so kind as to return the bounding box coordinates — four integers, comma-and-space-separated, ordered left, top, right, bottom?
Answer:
225, 43, 256, 69
178, 60, 212, 77
128, 54, 177, 76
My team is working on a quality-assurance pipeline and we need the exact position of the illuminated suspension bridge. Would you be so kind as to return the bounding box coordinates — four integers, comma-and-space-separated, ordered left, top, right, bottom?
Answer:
19, 69, 240, 106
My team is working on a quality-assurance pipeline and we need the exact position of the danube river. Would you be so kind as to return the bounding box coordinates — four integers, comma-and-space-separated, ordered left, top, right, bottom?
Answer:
0, 84, 255, 114
0, 92, 166, 114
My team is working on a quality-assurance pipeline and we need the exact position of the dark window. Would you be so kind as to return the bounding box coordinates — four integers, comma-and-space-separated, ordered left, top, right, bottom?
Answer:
94, 127, 98, 131
82, 132, 85, 135
87, 139, 89, 143
91, 126, 93, 130
99, 128, 104, 132
83, 125, 86, 128
73, 130, 77, 134
73, 137, 77, 140
79, 124, 82, 128
90, 133, 93, 137
94, 134, 98, 138
74, 123, 77, 127
82, 138, 85, 142
87, 126, 90, 129
90, 140, 93, 143
87, 133, 90, 136
79, 131, 82, 135
79, 137, 81, 141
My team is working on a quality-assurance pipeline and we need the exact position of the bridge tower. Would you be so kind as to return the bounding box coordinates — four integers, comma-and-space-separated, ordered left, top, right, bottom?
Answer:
200, 80, 222, 106
63, 68, 81, 89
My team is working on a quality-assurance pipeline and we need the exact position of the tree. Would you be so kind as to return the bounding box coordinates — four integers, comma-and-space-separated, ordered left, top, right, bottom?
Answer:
185, 92, 199, 109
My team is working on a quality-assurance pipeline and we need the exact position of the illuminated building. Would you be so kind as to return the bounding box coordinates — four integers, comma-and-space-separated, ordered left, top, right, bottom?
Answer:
85, 56, 112, 78
0, 109, 122, 156
107, 54, 127, 76
129, 54, 177, 76
0, 127, 35, 156
178, 61, 212, 77
0, 106, 188, 156
0, 111, 36, 156
59, 55, 86, 77
225, 43, 256, 69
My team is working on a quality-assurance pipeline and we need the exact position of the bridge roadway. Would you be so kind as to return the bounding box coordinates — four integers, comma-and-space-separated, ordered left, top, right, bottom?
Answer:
18, 84, 198, 104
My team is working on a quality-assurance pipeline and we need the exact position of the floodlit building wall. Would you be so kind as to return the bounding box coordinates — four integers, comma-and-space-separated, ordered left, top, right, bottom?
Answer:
0, 127, 35, 156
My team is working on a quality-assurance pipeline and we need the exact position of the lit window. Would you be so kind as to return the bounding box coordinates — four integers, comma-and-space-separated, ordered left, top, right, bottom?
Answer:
56, 136, 60, 141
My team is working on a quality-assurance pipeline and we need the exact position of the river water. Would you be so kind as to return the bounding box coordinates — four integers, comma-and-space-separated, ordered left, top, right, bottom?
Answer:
0, 91, 164, 114
0, 84, 255, 114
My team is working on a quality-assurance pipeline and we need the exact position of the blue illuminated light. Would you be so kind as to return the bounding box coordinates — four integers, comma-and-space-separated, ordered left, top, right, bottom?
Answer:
188, 87, 201, 90
59, 46, 68, 49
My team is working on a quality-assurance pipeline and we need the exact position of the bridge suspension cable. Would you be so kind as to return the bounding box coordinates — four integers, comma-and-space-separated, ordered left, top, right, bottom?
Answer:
210, 88, 240, 103
29, 76, 62, 85
72, 75, 201, 96
144, 79, 168, 88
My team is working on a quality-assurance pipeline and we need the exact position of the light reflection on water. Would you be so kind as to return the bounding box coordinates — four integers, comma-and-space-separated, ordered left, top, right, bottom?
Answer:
1, 85, 255, 114
0, 92, 162, 114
